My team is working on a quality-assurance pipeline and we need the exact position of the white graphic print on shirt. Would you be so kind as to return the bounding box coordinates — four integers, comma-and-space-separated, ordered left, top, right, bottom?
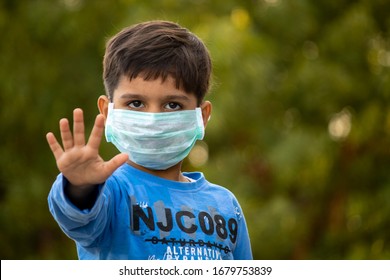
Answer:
130, 197, 240, 260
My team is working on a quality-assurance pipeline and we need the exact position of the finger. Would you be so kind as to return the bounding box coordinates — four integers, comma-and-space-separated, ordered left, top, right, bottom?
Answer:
46, 132, 64, 160
59, 118, 74, 150
87, 114, 105, 150
73, 108, 85, 147
104, 153, 128, 175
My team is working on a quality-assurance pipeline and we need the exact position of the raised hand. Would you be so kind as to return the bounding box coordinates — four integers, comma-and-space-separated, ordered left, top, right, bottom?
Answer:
46, 108, 128, 189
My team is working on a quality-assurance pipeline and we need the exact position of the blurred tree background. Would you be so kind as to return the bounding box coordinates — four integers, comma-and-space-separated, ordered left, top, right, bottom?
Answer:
1, 0, 389, 259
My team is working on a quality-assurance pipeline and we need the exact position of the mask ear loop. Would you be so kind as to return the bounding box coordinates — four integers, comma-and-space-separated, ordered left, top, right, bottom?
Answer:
105, 102, 116, 142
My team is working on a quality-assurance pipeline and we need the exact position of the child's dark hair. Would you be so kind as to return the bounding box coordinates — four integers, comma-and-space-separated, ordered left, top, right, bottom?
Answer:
103, 20, 212, 104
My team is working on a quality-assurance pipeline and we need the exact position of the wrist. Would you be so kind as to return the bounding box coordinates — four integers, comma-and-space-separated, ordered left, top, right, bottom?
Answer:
63, 176, 101, 210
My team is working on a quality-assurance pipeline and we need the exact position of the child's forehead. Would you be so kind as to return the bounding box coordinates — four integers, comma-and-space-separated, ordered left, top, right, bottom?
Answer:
113, 74, 195, 97
122, 73, 194, 93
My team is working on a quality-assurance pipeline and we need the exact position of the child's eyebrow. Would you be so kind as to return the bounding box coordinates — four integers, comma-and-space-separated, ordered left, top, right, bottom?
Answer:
119, 93, 191, 102
119, 93, 144, 99
161, 95, 191, 102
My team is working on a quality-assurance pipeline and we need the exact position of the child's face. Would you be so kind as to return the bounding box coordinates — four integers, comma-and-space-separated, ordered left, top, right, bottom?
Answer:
98, 74, 212, 173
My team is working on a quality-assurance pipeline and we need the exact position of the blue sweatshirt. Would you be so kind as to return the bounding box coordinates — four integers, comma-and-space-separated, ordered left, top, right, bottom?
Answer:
48, 164, 252, 260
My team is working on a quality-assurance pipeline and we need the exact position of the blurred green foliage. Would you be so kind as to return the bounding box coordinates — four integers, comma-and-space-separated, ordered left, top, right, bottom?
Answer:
1, 0, 390, 259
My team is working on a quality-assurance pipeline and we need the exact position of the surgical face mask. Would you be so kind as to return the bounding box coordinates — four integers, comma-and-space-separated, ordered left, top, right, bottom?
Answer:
105, 103, 205, 170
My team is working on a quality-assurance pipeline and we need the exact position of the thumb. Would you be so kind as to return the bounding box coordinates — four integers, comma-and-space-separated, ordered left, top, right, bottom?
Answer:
104, 153, 128, 175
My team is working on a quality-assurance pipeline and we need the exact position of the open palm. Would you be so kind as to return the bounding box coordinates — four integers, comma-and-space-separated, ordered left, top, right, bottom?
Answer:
46, 108, 128, 188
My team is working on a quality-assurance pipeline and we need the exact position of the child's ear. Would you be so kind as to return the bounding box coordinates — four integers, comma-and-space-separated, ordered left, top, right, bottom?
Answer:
200, 101, 212, 128
97, 95, 110, 120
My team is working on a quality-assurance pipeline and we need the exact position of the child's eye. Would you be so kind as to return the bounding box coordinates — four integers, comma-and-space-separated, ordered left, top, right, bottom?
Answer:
165, 102, 182, 111
128, 101, 144, 109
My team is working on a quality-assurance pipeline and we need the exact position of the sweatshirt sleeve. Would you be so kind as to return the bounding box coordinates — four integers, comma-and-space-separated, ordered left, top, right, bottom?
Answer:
232, 200, 253, 260
47, 174, 111, 248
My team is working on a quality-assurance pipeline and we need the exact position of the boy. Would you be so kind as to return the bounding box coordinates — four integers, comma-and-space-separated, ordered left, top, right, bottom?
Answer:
47, 20, 252, 260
